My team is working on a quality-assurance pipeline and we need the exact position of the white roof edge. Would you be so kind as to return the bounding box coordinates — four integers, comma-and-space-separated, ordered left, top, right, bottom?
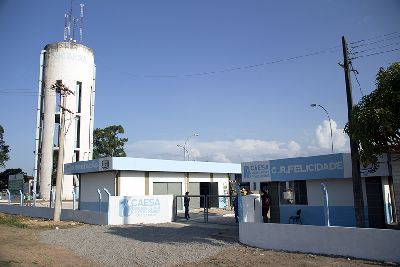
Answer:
64, 157, 241, 174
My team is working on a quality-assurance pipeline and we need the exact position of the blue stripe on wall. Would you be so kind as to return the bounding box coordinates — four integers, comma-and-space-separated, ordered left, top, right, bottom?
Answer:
80, 202, 109, 213
279, 205, 357, 227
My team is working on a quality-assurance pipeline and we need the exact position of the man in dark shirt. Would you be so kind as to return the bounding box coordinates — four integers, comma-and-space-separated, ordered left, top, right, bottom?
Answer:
184, 192, 190, 220
261, 189, 271, 223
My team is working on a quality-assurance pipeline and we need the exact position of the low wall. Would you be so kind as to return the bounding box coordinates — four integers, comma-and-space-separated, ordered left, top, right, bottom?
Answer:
0, 204, 107, 225
240, 222, 400, 263
109, 195, 174, 225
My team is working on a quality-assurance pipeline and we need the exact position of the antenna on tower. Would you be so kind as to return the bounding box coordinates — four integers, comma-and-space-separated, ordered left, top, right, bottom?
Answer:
64, 13, 68, 41
63, 1, 86, 43
69, 0, 73, 41
72, 18, 78, 42
79, 3, 84, 43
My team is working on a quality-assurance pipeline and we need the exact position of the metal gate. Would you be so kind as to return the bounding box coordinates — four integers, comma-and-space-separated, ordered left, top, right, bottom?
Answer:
174, 194, 237, 225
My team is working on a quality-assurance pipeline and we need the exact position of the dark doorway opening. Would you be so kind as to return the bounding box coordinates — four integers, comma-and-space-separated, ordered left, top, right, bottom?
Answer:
260, 182, 280, 223
365, 177, 386, 228
200, 182, 218, 208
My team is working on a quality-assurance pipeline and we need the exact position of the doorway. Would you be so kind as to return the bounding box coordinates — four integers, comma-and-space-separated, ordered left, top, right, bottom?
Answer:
365, 177, 386, 228
260, 182, 280, 223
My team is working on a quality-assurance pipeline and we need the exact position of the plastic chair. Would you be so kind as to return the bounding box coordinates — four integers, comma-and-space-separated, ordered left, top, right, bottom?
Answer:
289, 209, 302, 224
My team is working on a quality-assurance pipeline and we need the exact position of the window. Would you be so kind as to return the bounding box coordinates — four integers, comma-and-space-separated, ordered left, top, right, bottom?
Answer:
279, 180, 308, 205
74, 150, 80, 162
53, 124, 60, 147
74, 116, 81, 148
76, 82, 82, 113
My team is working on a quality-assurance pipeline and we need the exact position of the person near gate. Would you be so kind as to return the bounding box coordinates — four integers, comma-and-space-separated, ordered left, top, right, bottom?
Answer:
184, 191, 190, 220
232, 191, 239, 223
261, 189, 271, 223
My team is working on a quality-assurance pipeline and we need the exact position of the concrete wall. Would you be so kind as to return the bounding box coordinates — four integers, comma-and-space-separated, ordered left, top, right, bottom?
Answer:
240, 222, 400, 263
108, 195, 174, 225
119, 171, 145, 196
307, 179, 354, 206
80, 171, 115, 211
0, 204, 107, 225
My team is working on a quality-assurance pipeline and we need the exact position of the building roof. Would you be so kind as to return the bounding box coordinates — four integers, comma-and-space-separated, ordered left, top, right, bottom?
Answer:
64, 157, 241, 175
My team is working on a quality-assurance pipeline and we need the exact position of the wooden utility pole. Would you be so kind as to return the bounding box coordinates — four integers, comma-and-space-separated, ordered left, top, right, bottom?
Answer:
342, 36, 365, 227
53, 81, 74, 222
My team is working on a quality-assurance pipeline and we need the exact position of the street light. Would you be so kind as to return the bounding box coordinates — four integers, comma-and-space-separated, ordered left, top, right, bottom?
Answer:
177, 133, 199, 161
311, 104, 334, 153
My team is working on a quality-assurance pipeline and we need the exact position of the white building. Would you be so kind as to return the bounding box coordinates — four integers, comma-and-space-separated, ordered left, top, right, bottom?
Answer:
34, 42, 96, 200
241, 153, 396, 228
64, 157, 241, 212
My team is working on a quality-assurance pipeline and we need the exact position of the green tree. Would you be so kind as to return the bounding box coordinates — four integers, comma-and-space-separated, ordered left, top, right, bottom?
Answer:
0, 168, 22, 190
93, 125, 128, 159
0, 125, 10, 168
344, 62, 400, 168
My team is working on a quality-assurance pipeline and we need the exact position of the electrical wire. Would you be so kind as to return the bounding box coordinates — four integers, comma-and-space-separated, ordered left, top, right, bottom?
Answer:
351, 47, 400, 60
350, 34, 400, 50
350, 41, 400, 56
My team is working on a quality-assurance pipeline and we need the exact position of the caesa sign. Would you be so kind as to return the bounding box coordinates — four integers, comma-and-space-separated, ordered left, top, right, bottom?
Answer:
119, 197, 161, 217
242, 154, 346, 181
242, 161, 271, 181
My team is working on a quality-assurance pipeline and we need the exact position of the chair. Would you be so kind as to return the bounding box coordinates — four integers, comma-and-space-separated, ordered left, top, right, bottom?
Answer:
289, 209, 302, 224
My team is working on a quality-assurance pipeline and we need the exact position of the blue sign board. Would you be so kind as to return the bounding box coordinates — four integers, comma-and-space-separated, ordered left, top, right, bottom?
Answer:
242, 153, 345, 182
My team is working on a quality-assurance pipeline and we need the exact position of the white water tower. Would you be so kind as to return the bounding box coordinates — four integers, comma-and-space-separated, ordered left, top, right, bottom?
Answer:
33, 4, 96, 200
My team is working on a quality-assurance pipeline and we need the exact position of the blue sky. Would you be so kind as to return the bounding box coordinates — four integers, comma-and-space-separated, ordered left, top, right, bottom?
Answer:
0, 0, 399, 174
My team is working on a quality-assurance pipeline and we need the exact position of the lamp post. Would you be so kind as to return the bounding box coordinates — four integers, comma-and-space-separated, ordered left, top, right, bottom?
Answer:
311, 104, 334, 153
177, 133, 199, 161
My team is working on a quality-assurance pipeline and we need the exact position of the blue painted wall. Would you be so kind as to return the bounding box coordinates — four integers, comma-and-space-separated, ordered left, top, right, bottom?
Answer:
279, 205, 370, 227
80, 201, 109, 213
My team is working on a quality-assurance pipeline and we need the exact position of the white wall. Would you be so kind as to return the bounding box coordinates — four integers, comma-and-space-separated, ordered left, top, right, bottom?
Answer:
80, 172, 115, 203
242, 195, 263, 223
119, 171, 145, 196
307, 179, 354, 206
240, 222, 400, 263
108, 195, 174, 225
0, 205, 107, 225
188, 173, 209, 182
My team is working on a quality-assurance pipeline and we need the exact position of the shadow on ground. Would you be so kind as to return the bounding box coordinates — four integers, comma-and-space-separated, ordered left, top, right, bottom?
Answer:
105, 222, 239, 245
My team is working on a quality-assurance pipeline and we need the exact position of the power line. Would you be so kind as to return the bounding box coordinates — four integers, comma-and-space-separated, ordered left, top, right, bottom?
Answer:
350, 34, 400, 50
100, 32, 397, 79
350, 41, 400, 56
349, 31, 399, 45
351, 47, 400, 60
100, 45, 341, 79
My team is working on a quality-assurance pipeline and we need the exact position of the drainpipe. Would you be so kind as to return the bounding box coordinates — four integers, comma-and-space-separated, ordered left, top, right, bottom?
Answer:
33, 49, 46, 200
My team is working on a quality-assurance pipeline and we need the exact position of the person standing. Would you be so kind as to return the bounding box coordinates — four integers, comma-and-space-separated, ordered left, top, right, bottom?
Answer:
184, 192, 190, 220
261, 189, 271, 223
232, 191, 239, 223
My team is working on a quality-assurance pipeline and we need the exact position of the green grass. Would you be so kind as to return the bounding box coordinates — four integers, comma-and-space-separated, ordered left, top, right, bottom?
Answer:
0, 216, 27, 228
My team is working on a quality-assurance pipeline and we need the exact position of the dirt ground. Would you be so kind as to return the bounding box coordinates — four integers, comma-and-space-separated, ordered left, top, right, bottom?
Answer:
0, 213, 394, 267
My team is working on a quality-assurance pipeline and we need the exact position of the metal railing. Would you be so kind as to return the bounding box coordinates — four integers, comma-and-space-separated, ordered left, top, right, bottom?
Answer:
174, 194, 234, 224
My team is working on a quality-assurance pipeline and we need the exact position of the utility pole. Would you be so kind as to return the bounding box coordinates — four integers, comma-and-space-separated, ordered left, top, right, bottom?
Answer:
342, 36, 365, 227
53, 80, 74, 222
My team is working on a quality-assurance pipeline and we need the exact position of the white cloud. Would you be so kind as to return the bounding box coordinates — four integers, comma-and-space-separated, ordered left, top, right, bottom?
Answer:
126, 138, 302, 163
310, 119, 350, 154
125, 119, 350, 163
